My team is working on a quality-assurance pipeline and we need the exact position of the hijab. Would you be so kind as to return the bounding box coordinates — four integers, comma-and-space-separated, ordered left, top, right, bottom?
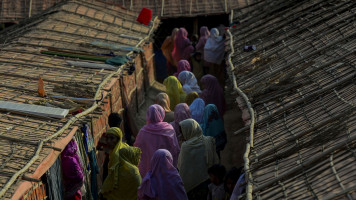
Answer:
185, 92, 199, 106
201, 104, 225, 137
172, 28, 194, 64
103, 146, 142, 200
102, 127, 129, 194
174, 59, 191, 77
155, 92, 171, 112
196, 26, 210, 53
178, 119, 219, 192
200, 74, 226, 117
189, 98, 205, 124
178, 71, 202, 94
170, 103, 192, 141
204, 28, 225, 64
161, 28, 179, 66
138, 149, 188, 200
61, 140, 84, 198
163, 76, 187, 110
134, 105, 180, 178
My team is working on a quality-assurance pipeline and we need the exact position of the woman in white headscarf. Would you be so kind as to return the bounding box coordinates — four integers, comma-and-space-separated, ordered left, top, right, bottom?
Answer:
204, 28, 226, 87
178, 119, 219, 200
178, 71, 202, 95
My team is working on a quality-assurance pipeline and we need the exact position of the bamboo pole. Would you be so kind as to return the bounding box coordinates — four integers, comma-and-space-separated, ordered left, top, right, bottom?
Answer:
227, 29, 254, 200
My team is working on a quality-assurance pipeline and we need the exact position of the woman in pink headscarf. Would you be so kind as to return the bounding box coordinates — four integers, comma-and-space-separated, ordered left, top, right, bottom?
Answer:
134, 104, 180, 178
200, 74, 226, 118
195, 26, 210, 54
138, 149, 188, 200
61, 140, 84, 200
173, 59, 191, 77
170, 103, 192, 142
172, 28, 194, 66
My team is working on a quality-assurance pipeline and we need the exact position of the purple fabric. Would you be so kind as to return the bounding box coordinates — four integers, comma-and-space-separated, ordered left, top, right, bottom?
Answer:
172, 28, 194, 64
61, 140, 84, 199
138, 149, 188, 200
170, 103, 192, 140
196, 26, 210, 53
200, 75, 226, 117
134, 105, 180, 178
174, 60, 191, 77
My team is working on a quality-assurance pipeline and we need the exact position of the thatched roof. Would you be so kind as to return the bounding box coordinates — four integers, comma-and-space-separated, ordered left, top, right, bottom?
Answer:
226, 0, 356, 199
101, 0, 255, 18
0, 0, 158, 199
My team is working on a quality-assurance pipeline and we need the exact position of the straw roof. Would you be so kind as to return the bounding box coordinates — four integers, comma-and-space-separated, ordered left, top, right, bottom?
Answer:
0, 0, 158, 199
226, 0, 356, 199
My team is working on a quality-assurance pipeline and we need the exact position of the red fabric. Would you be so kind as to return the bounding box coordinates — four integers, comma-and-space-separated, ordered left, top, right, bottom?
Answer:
137, 8, 152, 25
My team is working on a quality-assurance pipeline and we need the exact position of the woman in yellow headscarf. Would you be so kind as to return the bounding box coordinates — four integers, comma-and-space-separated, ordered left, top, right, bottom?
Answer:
155, 92, 175, 122
163, 76, 187, 110
102, 146, 142, 200
185, 92, 199, 106
101, 127, 130, 199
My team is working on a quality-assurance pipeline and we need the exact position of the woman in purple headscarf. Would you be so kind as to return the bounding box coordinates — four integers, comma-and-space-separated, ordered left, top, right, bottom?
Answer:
195, 26, 210, 54
200, 74, 226, 118
61, 140, 84, 200
172, 28, 194, 66
134, 104, 180, 178
173, 59, 191, 77
170, 103, 192, 142
138, 149, 188, 200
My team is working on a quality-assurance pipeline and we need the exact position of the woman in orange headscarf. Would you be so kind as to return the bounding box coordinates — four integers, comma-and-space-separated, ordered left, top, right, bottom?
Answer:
161, 28, 179, 75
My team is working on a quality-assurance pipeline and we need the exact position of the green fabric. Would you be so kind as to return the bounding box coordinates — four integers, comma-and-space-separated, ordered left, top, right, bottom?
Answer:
105, 55, 129, 66
41, 51, 107, 62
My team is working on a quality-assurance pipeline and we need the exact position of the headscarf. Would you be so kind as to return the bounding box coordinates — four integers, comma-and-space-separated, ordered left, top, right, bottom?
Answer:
185, 92, 199, 106
178, 71, 202, 94
170, 103, 191, 141
163, 76, 187, 110
200, 74, 226, 117
204, 28, 225, 64
102, 127, 129, 194
201, 104, 225, 137
172, 28, 194, 65
196, 26, 210, 53
230, 173, 246, 200
134, 105, 180, 178
103, 146, 142, 200
155, 92, 171, 112
61, 140, 84, 199
178, 119, 219, 192
189, 98, 205, 124
138, 149, 188, 200
161, 28, 179, 66
174, 59, 191, 77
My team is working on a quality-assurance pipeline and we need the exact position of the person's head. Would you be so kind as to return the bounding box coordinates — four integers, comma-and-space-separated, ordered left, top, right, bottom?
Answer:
174, 103, 191, 123
146, 104, 165, 124
120, 146, 142, 166
105, 127, 123, 151
108, 113, 122, 128
210, 28, 220, 38
225, 167, 243, 194
200, 26, 210, 38
171, 28, 179, 38
185, 92, 199, 106
201, 74, 218, 90
208, 164, 226, 185
193, 52, 202, 61
179, 118, 202, 141
155, 93, 171, 112
191, 34, 198, 42
177, 60, 191, 73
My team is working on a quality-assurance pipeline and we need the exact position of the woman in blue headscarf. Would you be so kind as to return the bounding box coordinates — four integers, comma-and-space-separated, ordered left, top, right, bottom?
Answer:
189, 98, 205, 124
201, 104, 227, 158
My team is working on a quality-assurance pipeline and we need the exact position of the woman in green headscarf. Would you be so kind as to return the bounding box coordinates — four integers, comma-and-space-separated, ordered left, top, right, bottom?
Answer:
163, 76, 187, 110
101, 127, 132, 199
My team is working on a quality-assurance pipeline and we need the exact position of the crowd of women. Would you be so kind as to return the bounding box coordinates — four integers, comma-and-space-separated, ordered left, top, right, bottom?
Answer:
98, 26, 246, 200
